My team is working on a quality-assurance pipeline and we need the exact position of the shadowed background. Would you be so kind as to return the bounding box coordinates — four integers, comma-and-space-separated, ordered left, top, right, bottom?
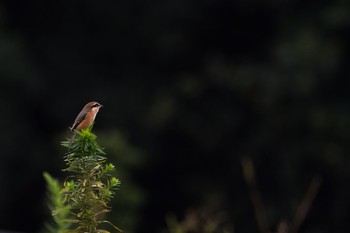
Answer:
0, 0, 349, 232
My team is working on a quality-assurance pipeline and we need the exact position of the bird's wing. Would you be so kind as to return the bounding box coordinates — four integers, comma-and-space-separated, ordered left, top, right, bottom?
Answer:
71, 111, 88, 131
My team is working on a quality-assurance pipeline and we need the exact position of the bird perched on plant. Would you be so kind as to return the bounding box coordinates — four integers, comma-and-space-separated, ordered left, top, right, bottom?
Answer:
68, 101, 103, 150
70, 101, 103, 132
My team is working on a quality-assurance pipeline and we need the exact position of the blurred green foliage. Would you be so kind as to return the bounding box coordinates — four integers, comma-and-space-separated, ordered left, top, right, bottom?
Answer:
43, 172, 71, 233
0, 0, 350, 232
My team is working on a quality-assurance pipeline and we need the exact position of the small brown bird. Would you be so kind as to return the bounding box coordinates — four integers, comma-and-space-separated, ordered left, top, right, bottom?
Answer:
68, 101, 103, 150
70, 101, 103, 132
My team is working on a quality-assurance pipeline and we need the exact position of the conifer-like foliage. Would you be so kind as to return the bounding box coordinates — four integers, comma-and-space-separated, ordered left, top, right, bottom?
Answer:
43, 172, 72, 233
45, 125, 121, 233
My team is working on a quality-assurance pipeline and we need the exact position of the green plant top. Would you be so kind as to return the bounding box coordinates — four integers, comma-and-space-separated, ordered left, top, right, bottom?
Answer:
52, 125, 122, 233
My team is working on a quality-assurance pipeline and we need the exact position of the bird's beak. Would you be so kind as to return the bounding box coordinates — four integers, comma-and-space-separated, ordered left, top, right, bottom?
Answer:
100, 105, 104, 108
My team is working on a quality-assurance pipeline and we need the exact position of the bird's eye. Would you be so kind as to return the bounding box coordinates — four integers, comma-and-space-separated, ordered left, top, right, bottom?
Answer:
92, 103, 99, 107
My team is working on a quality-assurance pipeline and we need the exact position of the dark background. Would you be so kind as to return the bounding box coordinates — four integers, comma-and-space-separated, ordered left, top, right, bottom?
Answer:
0, 0, 349, 232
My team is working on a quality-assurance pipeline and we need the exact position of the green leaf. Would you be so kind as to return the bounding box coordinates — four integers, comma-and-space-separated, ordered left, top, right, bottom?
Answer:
110, 177, 121, 188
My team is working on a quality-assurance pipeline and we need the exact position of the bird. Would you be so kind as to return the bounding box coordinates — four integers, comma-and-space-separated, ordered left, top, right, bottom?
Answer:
68, 101, 103, 150
70, 101, 103, 132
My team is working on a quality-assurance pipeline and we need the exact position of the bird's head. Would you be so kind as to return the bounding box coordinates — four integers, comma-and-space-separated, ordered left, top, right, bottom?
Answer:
85, 101, 103, 111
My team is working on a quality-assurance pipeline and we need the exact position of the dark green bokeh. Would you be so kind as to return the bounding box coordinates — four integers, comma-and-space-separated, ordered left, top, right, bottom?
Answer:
0, 1, 349, 232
